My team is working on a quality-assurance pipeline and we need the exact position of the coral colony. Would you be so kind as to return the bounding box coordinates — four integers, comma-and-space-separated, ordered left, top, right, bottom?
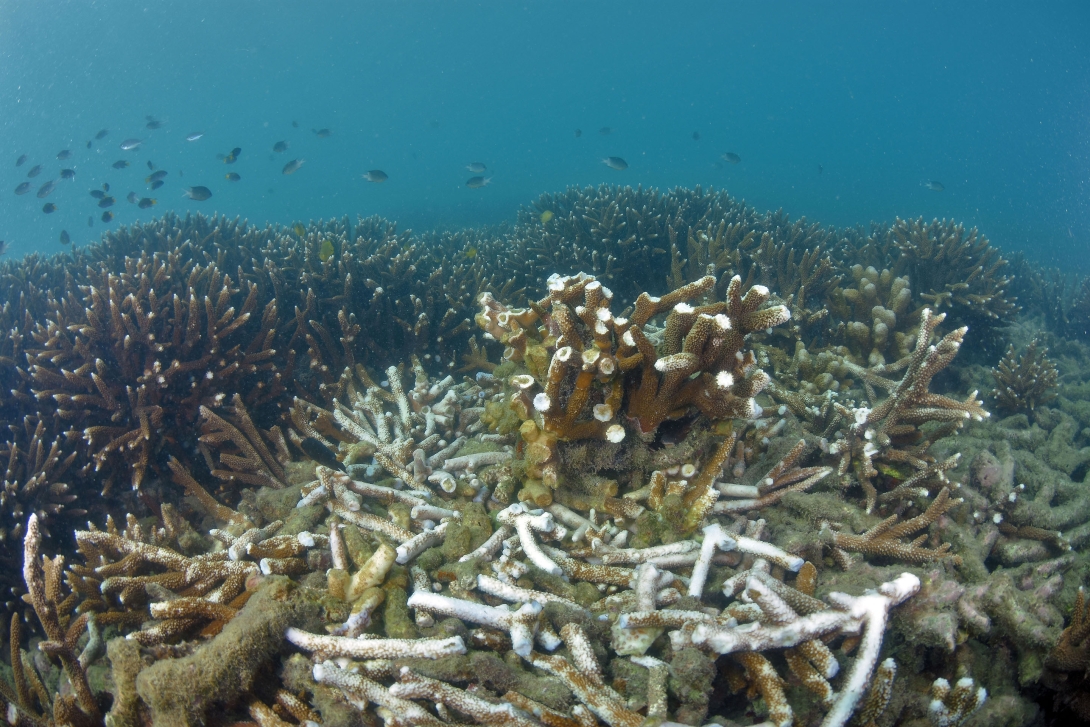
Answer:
6, 184, 1090, 727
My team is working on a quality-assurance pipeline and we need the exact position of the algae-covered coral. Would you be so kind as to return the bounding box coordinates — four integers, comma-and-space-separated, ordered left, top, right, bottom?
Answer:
1, 184, 1087, 727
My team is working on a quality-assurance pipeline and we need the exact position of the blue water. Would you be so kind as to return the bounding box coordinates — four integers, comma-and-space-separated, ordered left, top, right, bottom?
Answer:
1, 1, 1087, 269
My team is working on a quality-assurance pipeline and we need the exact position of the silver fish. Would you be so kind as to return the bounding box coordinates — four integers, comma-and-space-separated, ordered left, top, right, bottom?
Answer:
363, 170, 388, 183
465, 176, 491, 189
925, 180, 945, 192
282, 158, 305, 175
119, 138, 143, 151
465, 162, 486, 173
186, 132, 204, 142
602, 156, 628, 171
722, 152, 741, 164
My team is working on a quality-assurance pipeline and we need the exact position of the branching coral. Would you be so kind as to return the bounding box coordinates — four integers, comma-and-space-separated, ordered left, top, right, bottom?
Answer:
991, 338, 1058, 414
828, 308, 987, 512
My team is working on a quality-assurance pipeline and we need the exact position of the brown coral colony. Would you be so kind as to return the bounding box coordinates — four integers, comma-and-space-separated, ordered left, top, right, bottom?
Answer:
8, 183, 1090, 727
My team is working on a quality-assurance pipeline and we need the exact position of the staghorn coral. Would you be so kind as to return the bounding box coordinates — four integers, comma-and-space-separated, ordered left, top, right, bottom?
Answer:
827, 264, 917, 367
991, 338, 1058, 414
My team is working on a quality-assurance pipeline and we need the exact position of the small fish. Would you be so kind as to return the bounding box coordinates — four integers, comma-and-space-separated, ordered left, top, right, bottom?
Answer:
692, 131, 701, 141
292, 120, 299, 128
925, 180, 945, 192
145, 116, 162, 130
465, 176, 491, 188
599, 126, 612, 135
540, 210, 554, 224
465, 162, 487, 173
574, 128, 582, 138
57, 149, 72, 160
60, 168, 76, 180
98, 196, 115, 208
95, 129, 109, 140
722, 152, 741, 164
138, 197, 157, 209
602, 156, 628, 171
16, 154, 27, 166
312, 128, 332, 138
0, 241, 5, 256
183, 186, 212, 201
225, 172, 241, 181
464, 247, 477, 259
146, 170, 168, 183
101, 210, 113, 222
120, 138, 142, 151
363, 169, 388, 183
42, 203, 57, 214
27, 165, 42, 178
147, 160, 156, 170
59, 230, 70, 245
37, 180, 57, 198
150, 179, 165, 190
102, 182, 110, 191
318, 239, 335, 261
14, 182, 31, 195
90, 189, 106, 199
86, 140, 92, 148
127, 192, 138, 203
112, 160, 130, 169
282, 158, 305, 175
87, 216, 94, 227
292, 223, 306, 237
186, 132, 204, 142
273, 141, 288, 153
299, 436, 344, 471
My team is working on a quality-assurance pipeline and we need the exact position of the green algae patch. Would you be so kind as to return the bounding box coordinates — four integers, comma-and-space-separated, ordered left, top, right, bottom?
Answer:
135, 576, 320, 727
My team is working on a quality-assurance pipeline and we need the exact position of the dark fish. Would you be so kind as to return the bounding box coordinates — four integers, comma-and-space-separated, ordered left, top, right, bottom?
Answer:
102, 182, 110, 191
138, 197, 157, 209
0, 241, 5, 256
273, 141, 288, 153
59, 230, 70, 245
363, 170, 387, 183
186, 132, 204, 142
112, 160, 130, 169
127, 192, 138, 203
95, 129, 109, 140
465, 176, 491, 189
312, 128, 332, 138
60, 168, 76, 180
282, 158, 305, 175
101, 210, 113, 222
27, 165, 42, 178
925, 180, 945, 192
222, 147, 241, 164
602, 156, 628, 171
42, 203, 57, 214
119, 138, 142, 151
150, 179, 165, 190
574, 128, 582, 138
86, 140, 92, 148
225, 172, 241, 181
692, 131, 701, 141
16, 154, 27, 166
57, 149, 72, 160
722, 152, 742, 164
231, 147, 242, 158
145, 116, 162, 130
183, 186, 212, 201
97, 196, 115, 208
90, 189, 106, 199
299, 436, 344, 471
146, 170, 168, 183
36, 180, 57, 198
599, 126, 612, 135
147, 160, 155, 170
87, 216, 94, 227
14, 182, 31, 195
292, 120, 299, 128
465, 162, 486, 173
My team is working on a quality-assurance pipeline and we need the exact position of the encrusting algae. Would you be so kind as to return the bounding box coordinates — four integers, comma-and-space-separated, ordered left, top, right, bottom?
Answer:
3, 184, 1090, 726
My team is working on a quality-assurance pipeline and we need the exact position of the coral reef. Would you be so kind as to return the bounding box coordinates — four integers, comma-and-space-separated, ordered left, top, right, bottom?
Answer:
1, 183, 1088, 727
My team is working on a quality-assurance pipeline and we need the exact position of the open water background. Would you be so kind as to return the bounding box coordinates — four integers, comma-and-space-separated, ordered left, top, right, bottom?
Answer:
1, 1, 1087, 270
